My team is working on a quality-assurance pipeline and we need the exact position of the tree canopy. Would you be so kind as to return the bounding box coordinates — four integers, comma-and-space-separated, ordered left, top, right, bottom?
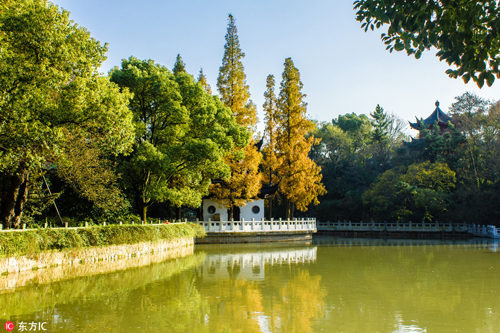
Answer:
0, 0, 134, 228
275, 58, 326, 218
173, 54, 187, 76
110, 57, 247, 222
354, 0, 500, 87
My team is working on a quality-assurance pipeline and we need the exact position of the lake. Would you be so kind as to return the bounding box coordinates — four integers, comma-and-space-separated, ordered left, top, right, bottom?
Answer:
1, 236, 499, 332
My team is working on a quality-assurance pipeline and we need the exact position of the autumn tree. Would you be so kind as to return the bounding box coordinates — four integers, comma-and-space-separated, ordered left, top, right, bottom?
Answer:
0, 0, 135, 229
262, 74, 280, 219
210, 14, 262, 220
275, 58, 326, 219
110, 57, 246, 223
216, 14, 257, 130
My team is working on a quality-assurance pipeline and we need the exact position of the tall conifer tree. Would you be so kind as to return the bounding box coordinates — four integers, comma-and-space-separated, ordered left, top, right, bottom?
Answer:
216, 14, 257, 130
210, 14, 262, 220
275, 58, 326, 219
370, 104, 390, 145
173, 54, 186, 76
369, 104, 391, 172
197, 68, 212, 95
262, 74, 280, 219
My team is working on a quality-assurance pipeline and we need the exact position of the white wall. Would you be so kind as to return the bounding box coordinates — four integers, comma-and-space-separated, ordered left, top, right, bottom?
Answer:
239, 199, 264, 221
203, 199, 265, 221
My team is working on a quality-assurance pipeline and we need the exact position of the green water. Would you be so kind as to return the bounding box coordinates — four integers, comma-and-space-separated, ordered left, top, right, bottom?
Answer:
1, 237, 499, 332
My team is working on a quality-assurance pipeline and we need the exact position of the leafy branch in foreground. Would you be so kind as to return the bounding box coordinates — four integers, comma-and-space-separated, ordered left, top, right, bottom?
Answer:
354, 0, 500, 87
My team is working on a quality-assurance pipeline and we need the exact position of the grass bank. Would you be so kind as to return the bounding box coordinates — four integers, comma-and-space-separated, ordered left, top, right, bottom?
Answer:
0, 223, 205, 258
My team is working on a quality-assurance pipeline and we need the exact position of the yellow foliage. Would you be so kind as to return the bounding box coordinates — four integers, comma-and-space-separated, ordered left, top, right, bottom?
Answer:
209, 142, 263, 211
274, 58, 326, 215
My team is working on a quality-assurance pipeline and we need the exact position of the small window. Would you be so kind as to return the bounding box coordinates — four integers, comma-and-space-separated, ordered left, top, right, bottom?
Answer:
252, 206, 260, 214
207, 206, 216, 214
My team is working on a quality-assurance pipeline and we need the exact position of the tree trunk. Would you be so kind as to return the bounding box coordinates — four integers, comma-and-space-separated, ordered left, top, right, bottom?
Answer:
141, 203, 148, 224
12, 176, 29, 228
285, 199, 295, 220
228, 206, 233, 221
286, 199, 291, 220
176, 206, 182, 221
0, 164, 29, 229
268, 195, 273, 220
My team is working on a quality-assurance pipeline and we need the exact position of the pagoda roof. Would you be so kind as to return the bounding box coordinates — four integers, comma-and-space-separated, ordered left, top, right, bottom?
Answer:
258, 182, 279, 198
409, 101, 452, 130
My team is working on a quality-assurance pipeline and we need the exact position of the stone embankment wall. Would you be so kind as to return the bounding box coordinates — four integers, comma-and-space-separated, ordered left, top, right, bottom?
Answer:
0, 237, 194, 275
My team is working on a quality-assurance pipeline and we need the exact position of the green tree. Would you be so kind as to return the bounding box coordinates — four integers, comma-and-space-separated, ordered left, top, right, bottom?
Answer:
369, 104, 390, 145
363, 162, 456, 222
310, 121, 369, 222
449, 92, 491, 189
369, 104, 391, 172
354, 0, 500, 87
333, 113, 372, 152
110, 57, 246, 223
275, 58, 326, 219
173, 54, 186, 76
0, 0, 135, 229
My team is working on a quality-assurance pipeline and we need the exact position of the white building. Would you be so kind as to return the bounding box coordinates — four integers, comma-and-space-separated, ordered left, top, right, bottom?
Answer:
202, 198, 264, 221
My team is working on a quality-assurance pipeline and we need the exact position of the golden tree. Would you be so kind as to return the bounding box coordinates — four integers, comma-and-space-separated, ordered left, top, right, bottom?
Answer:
210, 14, 262, 220
262, 74, 281, 219
275, 58, 326, 219
216, 14, 257, 131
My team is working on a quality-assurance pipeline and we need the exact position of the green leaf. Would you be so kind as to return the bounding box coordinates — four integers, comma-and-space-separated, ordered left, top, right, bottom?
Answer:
486, 72, 495, 87
394, 42, 405, 51
477, 73, 485, 88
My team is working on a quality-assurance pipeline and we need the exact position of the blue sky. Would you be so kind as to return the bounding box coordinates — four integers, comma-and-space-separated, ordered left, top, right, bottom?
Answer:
51, 0, 499, 136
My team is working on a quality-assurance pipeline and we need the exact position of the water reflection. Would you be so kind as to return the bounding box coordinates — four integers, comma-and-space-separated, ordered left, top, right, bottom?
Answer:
314, 235, 500, 252
1, 238, 499, 332
201, 245, 317, 281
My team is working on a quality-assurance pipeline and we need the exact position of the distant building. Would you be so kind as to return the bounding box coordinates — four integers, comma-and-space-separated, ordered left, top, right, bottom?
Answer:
409, 101, 454, 138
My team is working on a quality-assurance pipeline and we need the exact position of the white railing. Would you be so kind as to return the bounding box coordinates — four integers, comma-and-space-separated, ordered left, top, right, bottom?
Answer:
468, 224, 500, 239
199, 218, 317, 233
316, 221, 469, 232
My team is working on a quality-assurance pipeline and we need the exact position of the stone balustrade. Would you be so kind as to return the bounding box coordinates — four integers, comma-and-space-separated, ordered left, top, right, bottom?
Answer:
199, 218, 317, 233
317, 220, 469, 232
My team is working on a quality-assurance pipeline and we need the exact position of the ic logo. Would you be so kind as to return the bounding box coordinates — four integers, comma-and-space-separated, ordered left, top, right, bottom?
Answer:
4, 321, 14, 332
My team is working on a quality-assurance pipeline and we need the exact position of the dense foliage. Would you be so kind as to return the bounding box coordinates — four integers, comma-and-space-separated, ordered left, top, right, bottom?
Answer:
311, 93, 500, 225
3, 2, 495, 229
109, 57, 246, 223
354, 0, 500, 87
0, 0, 134, 229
